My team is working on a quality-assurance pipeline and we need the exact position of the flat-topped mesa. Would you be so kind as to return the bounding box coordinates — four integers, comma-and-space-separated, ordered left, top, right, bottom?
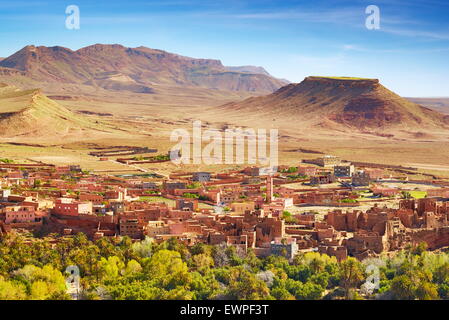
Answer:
306, 76, 379, 82
221, 75, 448, 130
273, 76, 380, 98
302, 76, 380, 88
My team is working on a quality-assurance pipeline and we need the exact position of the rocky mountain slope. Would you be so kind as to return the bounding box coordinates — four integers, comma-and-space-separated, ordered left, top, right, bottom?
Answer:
221, 76, 448, 130
0, 83, 112, 138
0, 44, 286, 94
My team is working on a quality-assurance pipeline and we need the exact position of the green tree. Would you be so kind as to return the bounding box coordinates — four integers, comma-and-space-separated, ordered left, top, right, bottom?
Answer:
191, 253, 214, 274
144, 250, 189, 288
0, 277, 27, 300
14, 265, 68, 300
97, 256, 125, 280
339, 257, 364, 299
226, 267, 270, 300
390, 275, 416, 300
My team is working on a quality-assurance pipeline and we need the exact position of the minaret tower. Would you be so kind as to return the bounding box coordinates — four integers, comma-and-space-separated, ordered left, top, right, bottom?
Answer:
266, 175, 273, 203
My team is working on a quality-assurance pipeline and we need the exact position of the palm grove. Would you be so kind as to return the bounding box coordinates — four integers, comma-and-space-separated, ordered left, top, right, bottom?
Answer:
0, 233, 448, 300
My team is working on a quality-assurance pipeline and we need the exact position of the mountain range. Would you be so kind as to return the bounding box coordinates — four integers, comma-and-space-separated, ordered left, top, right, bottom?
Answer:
0, 44, 287, 94
0, 44, 448, 144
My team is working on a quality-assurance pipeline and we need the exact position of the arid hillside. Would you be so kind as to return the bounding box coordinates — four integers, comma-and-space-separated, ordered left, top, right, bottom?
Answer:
407, 97, 449, 115
219, 76, 449, 131
0, 83, 151, 144
0, 44, 286, 94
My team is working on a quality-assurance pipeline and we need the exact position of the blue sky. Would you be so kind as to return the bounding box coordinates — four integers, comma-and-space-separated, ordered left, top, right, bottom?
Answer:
1, 0, 449, 97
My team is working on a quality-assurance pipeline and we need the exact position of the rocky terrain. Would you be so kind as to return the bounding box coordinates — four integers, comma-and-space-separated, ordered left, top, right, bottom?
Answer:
0, 44, 286, 94
220, 76, 448, 131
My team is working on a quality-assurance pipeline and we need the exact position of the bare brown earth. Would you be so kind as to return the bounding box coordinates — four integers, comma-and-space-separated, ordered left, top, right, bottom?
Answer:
0, 82, 448, 180
0, 59, 448, 178
0, 44, 287, 94
407, 97, 449, 115
220, 77, 448, 132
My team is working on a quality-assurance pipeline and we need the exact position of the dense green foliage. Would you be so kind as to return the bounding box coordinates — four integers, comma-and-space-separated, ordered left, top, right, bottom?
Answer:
0, 234, 446, 300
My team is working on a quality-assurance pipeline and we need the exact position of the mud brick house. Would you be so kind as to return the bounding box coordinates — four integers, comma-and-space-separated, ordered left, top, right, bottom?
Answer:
270, 237, 299, 259
7, 195, 30, 203
145, 220, 170, 237
243, 177, 261, 185
200, 189, 221, 205
208, 233, 227, 245
326, 210, 350, 230
346, 220, 401, 259
4, 206, 36, 224
409, 226, 449, 250
326, 208, 390, 233
263, 198, 293, 212
255, 217, 285, 247
297, 166, 317, 177
306, 155, 341, 167
174, 188, 201, 197
231, 202, 255, 214
243, 167, 273, 177
226, 234, 249, 252
167, 222, 186, 234
221, 191, 241, 204
293, 212, 317, 228
424, 211, 448, 229
396, 208, 416, 227
243, 185, 262, 199
399, 199, 415, 210
364, 168, 384, 180
142, 182, 159, 190
55, 166, 72, 175
334, 164, 355, 177
417, 198, 437, 216
119, 218, 144, 239
163, 181, 187, 195
371, 187, 399, 197
121, 208, 163, 225
295, 191, 349, 206
311, 173, 336, 185
176, 199, 198, 211
169, 209, 193, 220
346, 230, 388, 258
275, 187, 295, 198
79, 193, 104, 205
316, 222, 337, 241
385, 218, 409, 251
352, 171, 371, 186
192, 172, 211, 182
105, 188, 127, 201
110, 201, 125, 214
319, 246, 348, 261
427, 188, 449, 198
53, 198, 93, 216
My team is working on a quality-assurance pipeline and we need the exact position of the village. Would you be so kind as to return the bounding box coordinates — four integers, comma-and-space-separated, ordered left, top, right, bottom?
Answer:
1, 154, 449, 262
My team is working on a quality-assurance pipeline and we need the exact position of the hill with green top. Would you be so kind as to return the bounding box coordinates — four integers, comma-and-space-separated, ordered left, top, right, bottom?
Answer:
221, 76, 448, 131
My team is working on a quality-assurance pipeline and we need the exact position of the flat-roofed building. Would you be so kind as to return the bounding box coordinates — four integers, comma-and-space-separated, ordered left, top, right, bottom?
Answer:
352, 171, 370, 187
192, 172, 211, 182
334, 164, 355, 177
